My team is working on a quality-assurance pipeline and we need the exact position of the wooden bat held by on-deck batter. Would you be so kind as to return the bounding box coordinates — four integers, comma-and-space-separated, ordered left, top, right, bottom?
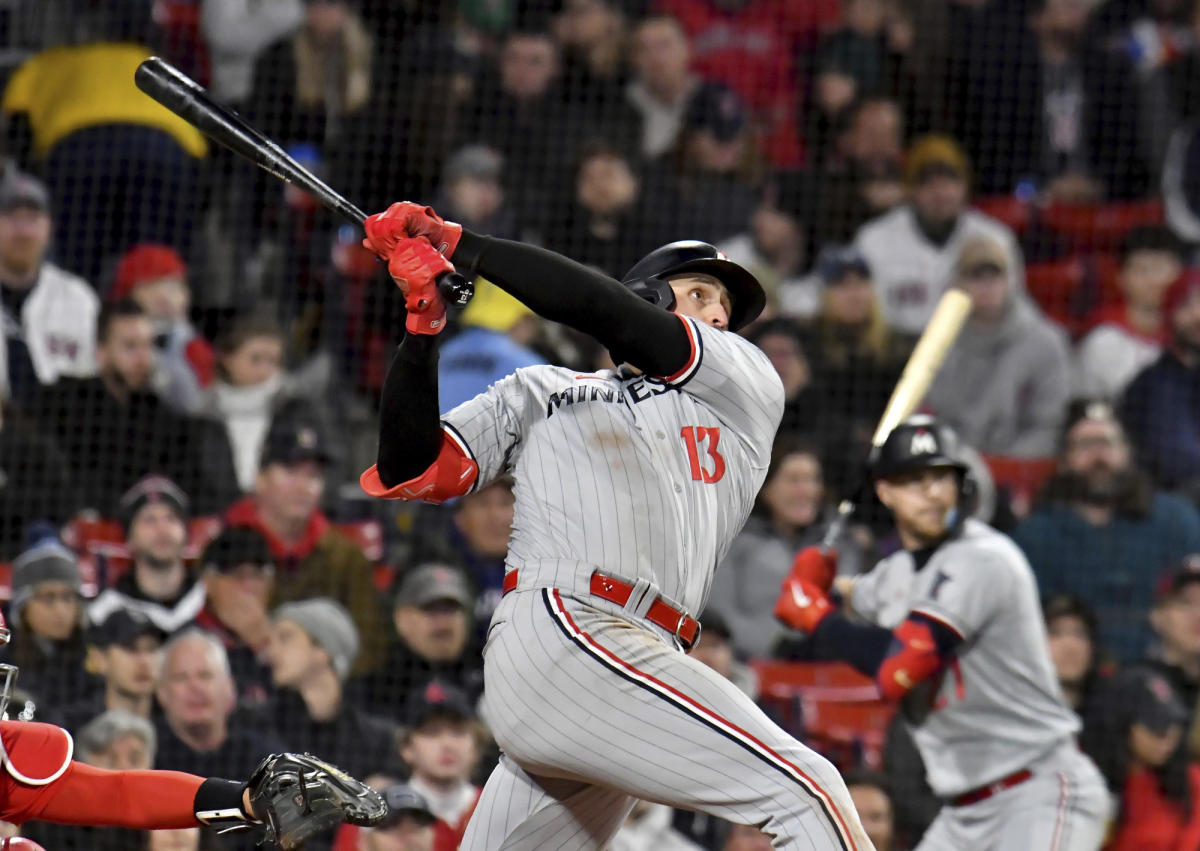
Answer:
822, 288, 973, 547
133, 56, 474, 307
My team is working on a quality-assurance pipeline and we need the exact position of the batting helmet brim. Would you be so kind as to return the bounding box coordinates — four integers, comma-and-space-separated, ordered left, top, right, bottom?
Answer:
659, 257, 766, 333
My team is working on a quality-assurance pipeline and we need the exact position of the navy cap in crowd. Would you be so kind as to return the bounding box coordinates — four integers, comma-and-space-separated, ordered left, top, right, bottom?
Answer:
260, 417, 332, 468
118, 475, 190, 535
377, 783, 436, 828
684, 83, 748, 143
201, 526, 275, 574
394, 564, 473, 610
404, 680, 476, 729
88, 608, 165, 649
0, 171, 49, 213
818, 245, 871, 285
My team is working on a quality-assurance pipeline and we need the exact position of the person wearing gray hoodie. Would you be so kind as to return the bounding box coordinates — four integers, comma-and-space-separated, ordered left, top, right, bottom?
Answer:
925, 234, 1071, 459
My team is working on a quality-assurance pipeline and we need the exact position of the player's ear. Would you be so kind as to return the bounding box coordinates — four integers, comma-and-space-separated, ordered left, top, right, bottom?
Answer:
875, 480, 892, 509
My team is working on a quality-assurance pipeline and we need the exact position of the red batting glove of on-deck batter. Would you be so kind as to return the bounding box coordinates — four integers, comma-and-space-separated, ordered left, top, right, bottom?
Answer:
362, 201, 463, 259
387, 237, 454, 335
791, 546, 838, 593
774, 575, 834, 634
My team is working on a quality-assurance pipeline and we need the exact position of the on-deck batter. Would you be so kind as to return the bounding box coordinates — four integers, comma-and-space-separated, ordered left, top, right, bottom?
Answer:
358, 201, 874, 851
775, 416, 1111, 850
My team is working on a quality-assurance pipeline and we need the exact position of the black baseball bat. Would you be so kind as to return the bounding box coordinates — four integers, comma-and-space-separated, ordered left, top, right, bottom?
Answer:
134, 56, 474, 307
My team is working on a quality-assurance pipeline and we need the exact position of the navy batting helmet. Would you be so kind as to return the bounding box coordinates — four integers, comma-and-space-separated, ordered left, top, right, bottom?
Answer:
621, 241, 766, 332
873, 415, 976, 529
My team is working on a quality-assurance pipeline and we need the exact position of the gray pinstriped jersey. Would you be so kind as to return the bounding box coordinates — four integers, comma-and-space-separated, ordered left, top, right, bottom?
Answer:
442, 316, 785, 616
850, 519, 1080, 797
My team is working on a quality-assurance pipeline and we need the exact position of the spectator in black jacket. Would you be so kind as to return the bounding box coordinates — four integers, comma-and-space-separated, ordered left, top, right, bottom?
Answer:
0, 400, 74, 561
352, 564, 484, 721
88, 476, 205, 634
1121, 268, 1200, 493
28, 298, 238, 513
266, 598, 396, 781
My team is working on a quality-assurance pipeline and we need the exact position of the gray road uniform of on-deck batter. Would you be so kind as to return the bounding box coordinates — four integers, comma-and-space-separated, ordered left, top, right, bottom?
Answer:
448, 316, 875, 850
849, 518, 1111, 850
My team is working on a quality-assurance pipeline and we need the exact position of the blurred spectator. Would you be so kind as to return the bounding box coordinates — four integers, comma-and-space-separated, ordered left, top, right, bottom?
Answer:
843, 770, 895, 851
554, 0, 640, 153
25, 709, 158, 851
353, 783, 436, 851
410, 479, 516, 632
399, 684, 483, 851
809, 97, 906, 250
7, 538, 98, 709
89, 476, 206, 634
881, 714, 938, 850
853, 135, 1024, 335
28, 298, 238, 513
1013, 400, 1200, 660
1082, 667, 1200, 850
0, 172, 98, 403
352, 564, 484, 719
1075, 226, 1187, 401
0, 27, 207, 283
711, 435, 864, 659
722, 823, 773, 851
1043, 593, 1107, 722
201, 0, 304, 104
55, 608, 164, 735
267, 599, 396, 780
1145, 557, 1200, 713
656, 0, 839, 166
964, 0, 1147, 200
625, 15, 701, 159
1162, 116, 1200, 244
430, 146, 519, 240
745, 319, 819, 443
806, 0, 912, 166
438, 286, 544, 412
0, 400, 75, 561
654, 83, 759, 245
717, 171, 814, 318
194, 525, 277, 707
925, 235, 1071, 458
457, 28, 576, 229
154, 628, 281, 777
611, 799, 703, 851
249, 0, 374, 173
808, 245, 914, 489
224, 415, 387, 672
109, 244, 214, 415
546, 143, 668, 276
200, 314, 324, 492
1121, 268, 1200, 491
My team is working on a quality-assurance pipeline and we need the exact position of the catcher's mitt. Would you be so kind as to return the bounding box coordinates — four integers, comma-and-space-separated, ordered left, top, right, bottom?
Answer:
247, 752, 387, 850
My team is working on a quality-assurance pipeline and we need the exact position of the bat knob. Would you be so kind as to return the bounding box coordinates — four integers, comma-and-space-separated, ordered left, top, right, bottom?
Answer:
438, 272, 474, 307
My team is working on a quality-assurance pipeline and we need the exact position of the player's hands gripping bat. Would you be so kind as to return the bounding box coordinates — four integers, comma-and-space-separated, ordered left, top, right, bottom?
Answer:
774, 572, 835, 634
131, 56, 473, 307
383, 237, 457, 335
791, 547, 838, 593
821, 289, 973, 547
363, 202, 463, 259
247, 752, 386, 850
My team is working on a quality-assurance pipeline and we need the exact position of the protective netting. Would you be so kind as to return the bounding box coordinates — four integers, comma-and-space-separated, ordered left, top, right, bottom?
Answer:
0, 0, 1198, 848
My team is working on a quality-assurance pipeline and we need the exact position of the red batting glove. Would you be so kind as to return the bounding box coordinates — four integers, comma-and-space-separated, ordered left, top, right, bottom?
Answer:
362, 201, 463, 259
774, 576, 834, 633
388, 237, 454, 335
791, 546, 838, 593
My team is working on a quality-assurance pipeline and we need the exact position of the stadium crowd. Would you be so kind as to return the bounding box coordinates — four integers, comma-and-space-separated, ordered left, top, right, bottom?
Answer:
4, 0, 1200, 848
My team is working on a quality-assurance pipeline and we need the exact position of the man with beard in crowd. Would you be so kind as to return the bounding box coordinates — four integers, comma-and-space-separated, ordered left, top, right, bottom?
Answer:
1014, 400, 1200, 661
1121, 269, 1200, 493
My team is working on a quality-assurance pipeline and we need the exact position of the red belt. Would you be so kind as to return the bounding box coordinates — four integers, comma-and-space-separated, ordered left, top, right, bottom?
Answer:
502, 569, 701, 650
949, 769, 1033, 807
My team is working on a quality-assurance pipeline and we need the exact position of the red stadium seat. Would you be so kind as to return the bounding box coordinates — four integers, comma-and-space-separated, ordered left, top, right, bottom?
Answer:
187, 516, 223, 558
973, 196, 1032, 235
1025, 256, 1086, 324
1042, 199, 1164, 251
984, 456, 1057, 518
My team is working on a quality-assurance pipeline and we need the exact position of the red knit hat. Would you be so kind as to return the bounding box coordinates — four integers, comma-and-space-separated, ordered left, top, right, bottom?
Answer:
110, 244, 187, 301
1162, 266, 1200, 323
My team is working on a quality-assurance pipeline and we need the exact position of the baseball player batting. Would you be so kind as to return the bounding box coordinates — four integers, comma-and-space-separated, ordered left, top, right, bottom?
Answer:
0, 610, 384, 848
359, 201, 874, 850
775, 416, 1110, 850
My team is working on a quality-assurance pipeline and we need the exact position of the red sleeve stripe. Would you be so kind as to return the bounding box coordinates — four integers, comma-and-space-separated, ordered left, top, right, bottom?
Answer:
910, 607, 966, 642
441, 421, 476, 465
660, 315, 703, 385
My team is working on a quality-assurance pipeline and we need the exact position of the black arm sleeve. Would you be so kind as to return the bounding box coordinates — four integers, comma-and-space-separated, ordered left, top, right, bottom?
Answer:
806, 611, 896, 678
375, 334, 442, 488
453, 231, 693, 377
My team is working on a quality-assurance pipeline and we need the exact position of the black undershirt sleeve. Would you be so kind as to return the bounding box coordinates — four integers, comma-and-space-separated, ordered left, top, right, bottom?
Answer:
374, 230, 695, 488
807, 612, 896, 677
452, 231, 692, 376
